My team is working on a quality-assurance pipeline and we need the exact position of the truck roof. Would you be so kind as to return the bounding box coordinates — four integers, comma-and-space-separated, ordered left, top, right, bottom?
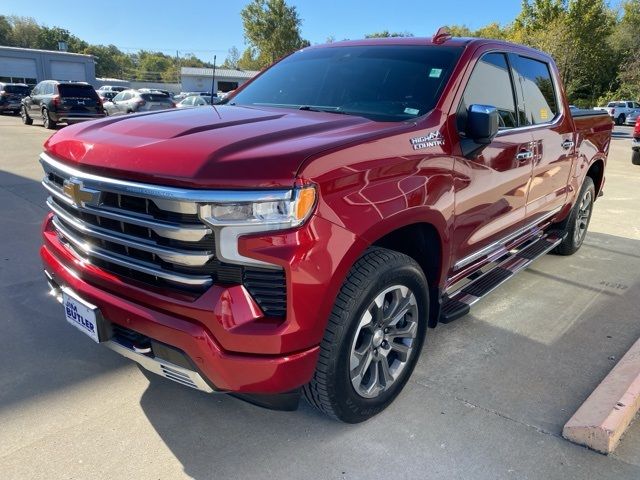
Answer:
308, 36, 553, 61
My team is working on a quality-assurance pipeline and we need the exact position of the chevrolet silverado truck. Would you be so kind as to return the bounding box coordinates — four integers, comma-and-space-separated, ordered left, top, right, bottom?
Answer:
39, 31, 612, 423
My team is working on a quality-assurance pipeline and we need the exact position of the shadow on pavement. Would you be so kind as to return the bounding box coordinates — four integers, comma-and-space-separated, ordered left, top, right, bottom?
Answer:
137, 230, 640, 479
0, 170, 127, 413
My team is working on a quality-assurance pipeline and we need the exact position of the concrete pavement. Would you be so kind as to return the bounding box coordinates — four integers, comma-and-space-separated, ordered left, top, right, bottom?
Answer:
1, 114, 639, 479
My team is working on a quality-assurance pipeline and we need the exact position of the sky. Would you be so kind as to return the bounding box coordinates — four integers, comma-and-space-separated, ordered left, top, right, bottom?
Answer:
2, 0, 526, 63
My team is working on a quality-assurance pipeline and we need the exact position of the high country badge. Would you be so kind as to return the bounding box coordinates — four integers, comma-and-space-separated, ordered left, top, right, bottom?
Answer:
410, 131, 445, 150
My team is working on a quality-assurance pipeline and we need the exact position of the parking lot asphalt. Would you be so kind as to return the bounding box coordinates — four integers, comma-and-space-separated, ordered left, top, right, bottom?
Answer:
1, 114, 639, 480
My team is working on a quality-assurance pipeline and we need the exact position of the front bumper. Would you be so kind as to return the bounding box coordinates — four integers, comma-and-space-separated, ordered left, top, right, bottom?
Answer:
40, 211, 364, 394
0, 103, 21, 111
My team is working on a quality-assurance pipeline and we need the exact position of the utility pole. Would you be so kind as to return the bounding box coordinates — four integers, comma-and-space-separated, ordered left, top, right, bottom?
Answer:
176, 50, 181, 89
210, 55, 217, 104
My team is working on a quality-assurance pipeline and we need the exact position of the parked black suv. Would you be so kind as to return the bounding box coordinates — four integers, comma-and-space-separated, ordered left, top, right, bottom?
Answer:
0, 83, 31, 115
21, 80, 105, 129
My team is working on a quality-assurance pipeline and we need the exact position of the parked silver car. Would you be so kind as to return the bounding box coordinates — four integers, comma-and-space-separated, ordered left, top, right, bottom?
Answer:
176, 95, 213, 108
625, 109, 640, 126
104, 90, 175, 116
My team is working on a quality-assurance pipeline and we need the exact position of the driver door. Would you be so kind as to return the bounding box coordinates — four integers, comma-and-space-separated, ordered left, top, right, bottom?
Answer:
450, 51, 535, 275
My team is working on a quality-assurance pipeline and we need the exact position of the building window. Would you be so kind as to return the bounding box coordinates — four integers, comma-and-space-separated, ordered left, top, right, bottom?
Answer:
218, 81, 239, 92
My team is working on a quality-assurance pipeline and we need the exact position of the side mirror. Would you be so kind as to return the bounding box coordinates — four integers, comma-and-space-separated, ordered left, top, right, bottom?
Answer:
466, 104, 499, 145
459, 104, 500, 158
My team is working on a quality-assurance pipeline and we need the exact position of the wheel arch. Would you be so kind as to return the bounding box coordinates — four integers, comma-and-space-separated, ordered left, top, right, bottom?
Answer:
586, 157, 605, 197
367, 220, 447, 328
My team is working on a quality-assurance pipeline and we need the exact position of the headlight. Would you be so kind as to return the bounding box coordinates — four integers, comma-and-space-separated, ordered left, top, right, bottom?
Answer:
198, 185, 317, 267
199, 185, 316, 228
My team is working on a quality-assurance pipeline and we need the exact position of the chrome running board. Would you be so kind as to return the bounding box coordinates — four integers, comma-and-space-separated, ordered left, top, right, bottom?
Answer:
440, 232, 564, 323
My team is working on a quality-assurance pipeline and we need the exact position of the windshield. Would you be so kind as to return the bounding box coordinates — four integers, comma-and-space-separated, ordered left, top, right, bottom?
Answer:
227, 45, 463, 122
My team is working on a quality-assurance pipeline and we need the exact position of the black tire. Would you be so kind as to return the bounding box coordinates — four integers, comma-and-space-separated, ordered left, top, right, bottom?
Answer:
21, 106, 33, 125
42, 108, 56, 129
632, 150, 640, 166
303, 247, 428, 423
553, 177, 595, 255
617, 114, 625, 125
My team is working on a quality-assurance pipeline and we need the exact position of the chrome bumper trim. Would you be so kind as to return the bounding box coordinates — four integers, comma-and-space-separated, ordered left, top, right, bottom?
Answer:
45, 270, 215, 393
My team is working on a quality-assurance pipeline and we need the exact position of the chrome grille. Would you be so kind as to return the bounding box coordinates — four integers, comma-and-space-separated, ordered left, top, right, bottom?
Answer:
41, 153, 288, 316
42, 154, 218, 290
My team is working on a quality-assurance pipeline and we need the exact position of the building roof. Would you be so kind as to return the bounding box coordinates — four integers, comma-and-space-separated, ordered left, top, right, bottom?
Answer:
180, 67, 260, 79
0, 45, 95, 59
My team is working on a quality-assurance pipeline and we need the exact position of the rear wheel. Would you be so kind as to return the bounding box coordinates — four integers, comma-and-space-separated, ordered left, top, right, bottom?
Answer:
42, 108, 56, 129
617, 114, 626, 125
553, 177, 595, 255
303, 247, 428, 423
21, 106, 33, 125
632, 150, 640, 166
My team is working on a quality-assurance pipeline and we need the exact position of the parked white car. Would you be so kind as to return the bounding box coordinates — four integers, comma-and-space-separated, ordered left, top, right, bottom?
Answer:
595, 100, 640, 125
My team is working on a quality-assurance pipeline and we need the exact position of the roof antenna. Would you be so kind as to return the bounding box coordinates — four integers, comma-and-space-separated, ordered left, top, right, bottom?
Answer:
432, 27, 452, 45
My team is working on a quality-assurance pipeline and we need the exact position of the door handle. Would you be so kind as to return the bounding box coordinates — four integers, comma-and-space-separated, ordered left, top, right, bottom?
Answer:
516, 150, 534, 161
561, 140, 575, 150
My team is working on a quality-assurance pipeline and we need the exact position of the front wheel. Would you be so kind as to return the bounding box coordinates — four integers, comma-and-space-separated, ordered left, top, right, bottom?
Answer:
21, 106, 33, 125
303, 247, 428, 423
553, 177, 595, 255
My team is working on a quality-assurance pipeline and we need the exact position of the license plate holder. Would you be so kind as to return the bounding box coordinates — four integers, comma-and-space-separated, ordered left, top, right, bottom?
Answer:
62, 290, 106, 343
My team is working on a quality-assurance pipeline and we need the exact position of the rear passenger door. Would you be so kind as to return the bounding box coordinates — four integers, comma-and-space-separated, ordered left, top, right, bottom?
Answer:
514, 55, 575, 218
450, 52, 535, 272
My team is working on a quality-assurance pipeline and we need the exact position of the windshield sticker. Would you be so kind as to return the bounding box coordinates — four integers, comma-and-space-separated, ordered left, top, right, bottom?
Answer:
404, 107, 420, 115
410, 131, 445, 150
429, 68, 443, 78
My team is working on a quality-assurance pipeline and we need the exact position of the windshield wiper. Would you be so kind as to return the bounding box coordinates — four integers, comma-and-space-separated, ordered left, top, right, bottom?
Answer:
298, 105, 349, 115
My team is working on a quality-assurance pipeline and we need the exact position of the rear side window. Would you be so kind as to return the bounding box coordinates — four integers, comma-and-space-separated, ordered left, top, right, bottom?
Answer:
457, 52, 518, 132
141, 93, 172, 102
58, 84, 98, 99
516, 56, 558, 125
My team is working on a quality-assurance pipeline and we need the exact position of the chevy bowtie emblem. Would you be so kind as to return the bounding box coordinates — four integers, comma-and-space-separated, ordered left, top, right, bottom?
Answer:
62, 178, 98, 206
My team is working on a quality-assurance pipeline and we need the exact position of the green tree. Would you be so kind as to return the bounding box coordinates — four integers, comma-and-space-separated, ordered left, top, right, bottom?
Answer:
0, 16, 12, 46
240, 0, 309, 66
364, 30, 413, 38
222, 46, 241, 69
7, 16, 41, 48
237, 47, 267, 70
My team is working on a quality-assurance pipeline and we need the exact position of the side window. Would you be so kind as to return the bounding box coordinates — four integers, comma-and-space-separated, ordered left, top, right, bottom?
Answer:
113, 92, 125, 102
46, 83, 54, 95
32, 85, 40, 95
182, 96, 194, 105
517, 56, 558, 125
457, 52, 518, 132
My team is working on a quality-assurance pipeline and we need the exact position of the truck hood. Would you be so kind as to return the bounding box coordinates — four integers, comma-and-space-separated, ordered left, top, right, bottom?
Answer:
44, 105, 406, 188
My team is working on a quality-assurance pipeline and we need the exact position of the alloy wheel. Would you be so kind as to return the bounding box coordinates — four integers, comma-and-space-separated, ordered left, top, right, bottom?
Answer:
574, 189, 592, 245
349, 285, 418, 399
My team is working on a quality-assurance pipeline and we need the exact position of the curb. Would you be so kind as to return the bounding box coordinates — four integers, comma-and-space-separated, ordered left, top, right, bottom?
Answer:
563, 337, 640, 454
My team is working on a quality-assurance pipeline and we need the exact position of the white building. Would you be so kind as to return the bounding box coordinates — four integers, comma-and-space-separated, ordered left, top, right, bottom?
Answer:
0, 46, 97, 87
180, 67, 259, 93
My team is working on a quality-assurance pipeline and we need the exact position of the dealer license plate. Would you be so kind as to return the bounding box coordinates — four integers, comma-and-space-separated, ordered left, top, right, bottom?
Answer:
63, 291, 101, 343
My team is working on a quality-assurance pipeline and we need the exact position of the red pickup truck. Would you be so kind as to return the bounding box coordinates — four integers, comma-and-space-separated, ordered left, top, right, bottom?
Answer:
40, 32, 612, 423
